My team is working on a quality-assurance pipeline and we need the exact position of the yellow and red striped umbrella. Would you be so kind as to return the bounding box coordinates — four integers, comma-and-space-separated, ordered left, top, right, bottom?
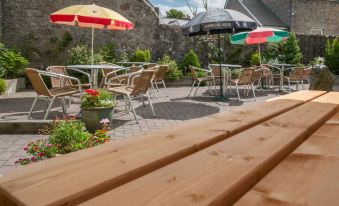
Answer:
50, 4, 133, 30
50, 4, 133, 64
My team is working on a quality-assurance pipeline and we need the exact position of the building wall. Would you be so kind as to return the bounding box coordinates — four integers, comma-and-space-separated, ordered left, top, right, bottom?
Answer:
292, 0, 339, 36
261, 0, 291, 26
0, 0, 182, 68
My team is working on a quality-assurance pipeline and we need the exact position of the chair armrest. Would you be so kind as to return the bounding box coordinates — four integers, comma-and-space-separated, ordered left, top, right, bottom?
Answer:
107, 70, 142, 87
194, 67, 212, 74
39, 70, 82, 95
65, 68, 91, 84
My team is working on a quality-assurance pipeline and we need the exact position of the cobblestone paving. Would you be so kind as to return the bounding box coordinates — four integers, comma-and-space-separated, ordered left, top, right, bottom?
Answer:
0, 86, 292, 176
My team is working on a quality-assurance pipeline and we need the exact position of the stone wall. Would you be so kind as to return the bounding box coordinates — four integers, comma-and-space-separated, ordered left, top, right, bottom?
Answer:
0, 0, 165, 68
0, 0, 3, 40
293, 0, 339, 36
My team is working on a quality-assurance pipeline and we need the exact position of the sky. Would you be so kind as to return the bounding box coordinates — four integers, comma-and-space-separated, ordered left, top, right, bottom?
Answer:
150, 0, 227, 16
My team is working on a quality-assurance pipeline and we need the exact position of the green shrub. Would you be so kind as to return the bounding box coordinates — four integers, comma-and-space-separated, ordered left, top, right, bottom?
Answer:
48, 120, 91, 154
263, 33, 302, 65
0, 43, 29, 79
130, 48, 151, 62
182, 49, 201, 70
325, 38, 339, 74
0, 78, 6, 94
68, 45, 91, 65
157, 54, 182, 81
98, 43, 116, 63
118, 49, 129, 62
250, 52, 260, 66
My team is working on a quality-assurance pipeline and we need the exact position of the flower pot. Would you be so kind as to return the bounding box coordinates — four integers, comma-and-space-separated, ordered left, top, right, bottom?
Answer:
82, 106, 114, 133
5, 78, 26, 94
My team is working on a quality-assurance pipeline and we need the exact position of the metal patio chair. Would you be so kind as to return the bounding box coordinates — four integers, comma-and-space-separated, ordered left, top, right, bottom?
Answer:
107, 70, 155, 123
209, 64, 231, 95
187, 65, 214, 97
26, 68, 82, 120
150, 65, 169, 97
229, 68, 256, 101
283, 67, 304, 93
47, 66, 91, 89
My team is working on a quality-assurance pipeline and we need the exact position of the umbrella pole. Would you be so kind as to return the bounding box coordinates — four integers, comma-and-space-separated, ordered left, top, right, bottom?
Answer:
218, 31, 224, 98
91, 26, 94, 65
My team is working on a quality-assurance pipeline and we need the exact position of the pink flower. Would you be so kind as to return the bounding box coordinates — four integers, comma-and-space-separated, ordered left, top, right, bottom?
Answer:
31, 157, 37, 162
23, 147, 28, 151
38, 152, 44, 157
100, 118, 110, 124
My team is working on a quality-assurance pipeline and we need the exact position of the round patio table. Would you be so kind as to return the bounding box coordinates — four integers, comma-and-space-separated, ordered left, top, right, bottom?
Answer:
116, 62, 147, 66
209, 64, 242, 95
272, 63, 296, 91
66, 65, 124, 88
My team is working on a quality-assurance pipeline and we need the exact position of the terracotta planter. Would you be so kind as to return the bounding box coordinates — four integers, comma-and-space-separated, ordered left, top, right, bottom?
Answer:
82, 107, 114, 133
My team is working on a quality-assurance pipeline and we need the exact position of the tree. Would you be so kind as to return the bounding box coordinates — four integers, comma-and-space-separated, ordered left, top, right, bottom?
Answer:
185, 0, 198, 16
280, 33, 302, 64
325, 38, 339, 74
165, 9, 186, 19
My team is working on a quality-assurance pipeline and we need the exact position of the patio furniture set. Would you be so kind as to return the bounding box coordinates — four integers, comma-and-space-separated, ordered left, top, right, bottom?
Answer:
188, 64, 312, 101
1, 90, 338, 205
25, 62, 169, 122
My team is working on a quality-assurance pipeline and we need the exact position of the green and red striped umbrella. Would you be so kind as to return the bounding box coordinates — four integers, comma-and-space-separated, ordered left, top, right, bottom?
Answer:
231, 28, 288, 65
231, 28, 288, 45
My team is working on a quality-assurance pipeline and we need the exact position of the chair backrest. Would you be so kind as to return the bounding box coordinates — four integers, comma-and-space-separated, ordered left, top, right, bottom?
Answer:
251, 68, 263, 81
129, 66, 143, 73
144, 63, 158, 69
238, 68, 255, 85
209, 65, 222, 77
290, 67, 304, 81
47, 66, 73, 88
302, 67, 312, 78
153, 65, 168, 81
131, 70, 155, 95
100, 62, 115, 78
26, 68, 51, 97
188, 65, 199, 81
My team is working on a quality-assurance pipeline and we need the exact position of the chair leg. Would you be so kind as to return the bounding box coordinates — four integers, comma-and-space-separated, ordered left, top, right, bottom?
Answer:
155, 83, 159, 92
194, 81, 201, 97
213, 79, 217, 95
124, 96, 129, 113
151, 83, 158, 100
127, 95, 138, 124
44, 97, 56, 120
188, 80, 196, 97
162, 80, 169, 97
28, 95, 39, 120
288, 80, 291, 93
236, 84, 240, 101
251, 83, 256, 101
146, 93, 156, 117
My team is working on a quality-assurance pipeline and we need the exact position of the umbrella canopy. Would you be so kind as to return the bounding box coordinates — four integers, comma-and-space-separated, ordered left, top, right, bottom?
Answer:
230, 28, 289, 65
50, 4, 133, 30
230, 28, 288, 45
50, 4, 133, 65
183, 9, 257, 36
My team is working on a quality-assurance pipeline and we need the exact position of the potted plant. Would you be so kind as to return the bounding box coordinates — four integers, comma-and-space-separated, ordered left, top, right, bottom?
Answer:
0, 43, 28, 94
81, 89, 116, 132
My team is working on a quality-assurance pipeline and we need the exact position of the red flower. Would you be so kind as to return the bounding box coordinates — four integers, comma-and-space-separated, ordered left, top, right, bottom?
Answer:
31, 157, 37, 162
85, 89, 99, 96
33, 147, 39, 152
38, 152, 44, 157
23, 147, 28, 151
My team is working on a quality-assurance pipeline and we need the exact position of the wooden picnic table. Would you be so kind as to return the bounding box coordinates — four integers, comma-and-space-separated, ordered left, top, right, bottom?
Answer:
1, 90, 339, 206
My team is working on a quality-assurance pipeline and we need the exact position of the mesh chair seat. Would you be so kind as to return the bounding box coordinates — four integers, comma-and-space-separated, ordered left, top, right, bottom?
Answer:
107, 86, 133, 95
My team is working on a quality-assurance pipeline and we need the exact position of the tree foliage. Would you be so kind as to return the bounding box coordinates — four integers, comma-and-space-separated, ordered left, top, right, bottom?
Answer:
263, 33, 302, 65
182, 49, 201, 70
325, 38, 339, 74
166, 9, 186, 19
157, 54, 182, 80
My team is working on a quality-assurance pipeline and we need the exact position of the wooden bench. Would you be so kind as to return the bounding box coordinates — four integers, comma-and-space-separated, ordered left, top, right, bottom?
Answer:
1, 91, 337, 206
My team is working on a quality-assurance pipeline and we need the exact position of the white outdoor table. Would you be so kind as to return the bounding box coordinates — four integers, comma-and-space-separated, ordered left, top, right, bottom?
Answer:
272, 63, 296, 91
66, 65, 124, 88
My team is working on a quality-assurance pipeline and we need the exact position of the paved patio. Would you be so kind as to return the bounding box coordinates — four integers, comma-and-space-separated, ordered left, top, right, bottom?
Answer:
0, 85, 308, 176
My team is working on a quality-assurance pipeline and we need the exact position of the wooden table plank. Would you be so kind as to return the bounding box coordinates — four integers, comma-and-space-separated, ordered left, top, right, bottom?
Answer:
235, 110, 339, 205
0, 91, 326, 206
80, 92, 339, 206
